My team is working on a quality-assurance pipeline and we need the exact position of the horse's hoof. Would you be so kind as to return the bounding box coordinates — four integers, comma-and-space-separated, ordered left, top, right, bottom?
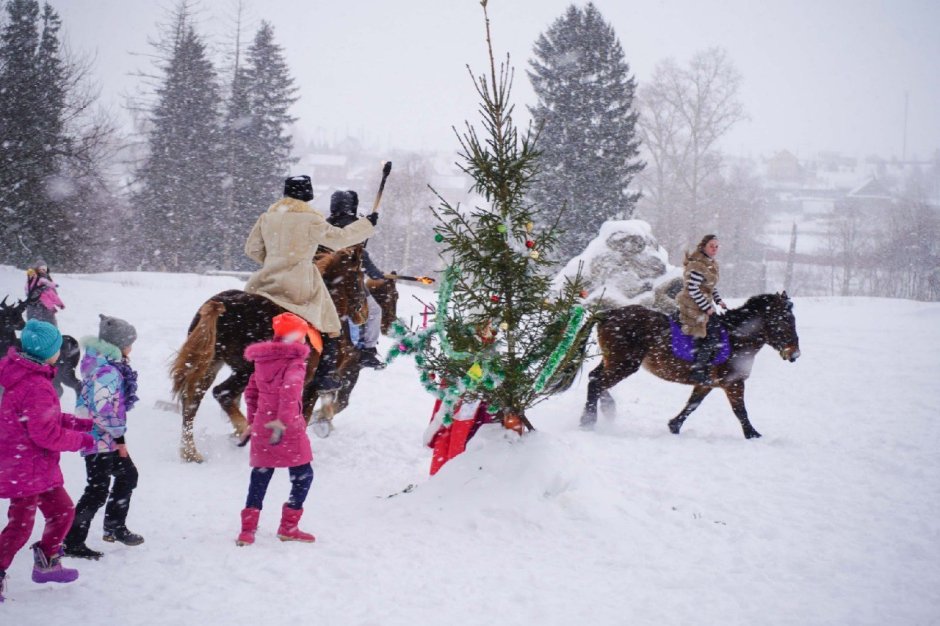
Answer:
668, 419, 682, 434
180, 449, 205, 463
311, 420, 333, 439
579, 413, 597, 429
180, 438, 205, 463
744, 429, 762, 439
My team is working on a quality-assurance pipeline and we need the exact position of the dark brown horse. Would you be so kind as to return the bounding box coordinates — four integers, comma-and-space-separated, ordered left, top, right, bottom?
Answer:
171, 247, 366, 461
0, 295, 30, 356
0, 294, 82, 400
581, 292, 800, 439
310, 274, 401, 434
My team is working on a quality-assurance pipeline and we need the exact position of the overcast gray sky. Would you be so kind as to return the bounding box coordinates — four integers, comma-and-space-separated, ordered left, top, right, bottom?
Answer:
53, 0, 940, 160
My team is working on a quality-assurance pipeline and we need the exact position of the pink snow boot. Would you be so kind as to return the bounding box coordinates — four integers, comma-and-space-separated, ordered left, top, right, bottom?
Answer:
236, 508, 261, 546
276, 504, 315, 543
31, 543, 79, 584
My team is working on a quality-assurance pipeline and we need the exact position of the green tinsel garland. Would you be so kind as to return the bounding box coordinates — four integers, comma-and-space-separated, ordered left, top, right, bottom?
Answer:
386, 266, 588, 427
532, 304, 586, 394
385, 266, 503, 426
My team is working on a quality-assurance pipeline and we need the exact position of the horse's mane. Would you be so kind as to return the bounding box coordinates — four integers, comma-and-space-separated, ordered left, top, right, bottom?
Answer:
722, 293, 782, 328
315, 244, 362, 273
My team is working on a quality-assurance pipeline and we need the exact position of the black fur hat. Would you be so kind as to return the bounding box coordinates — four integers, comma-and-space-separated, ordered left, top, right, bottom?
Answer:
284, 175, 314, 202
329, 190, 359, 217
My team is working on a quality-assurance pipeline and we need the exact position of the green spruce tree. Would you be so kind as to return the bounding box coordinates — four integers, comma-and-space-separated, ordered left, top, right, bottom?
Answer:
134, 6, 223, 271
527, 3, 644, 260
222, 20, 298, 270
0, 0, 71, 268
388, 0, 592, 432
219, 14, 253, 270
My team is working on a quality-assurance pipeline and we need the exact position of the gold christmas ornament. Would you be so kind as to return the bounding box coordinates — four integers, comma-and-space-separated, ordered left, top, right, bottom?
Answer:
525, 221, 534, 233
529, 250, 540, 260
499, 322, 509, 331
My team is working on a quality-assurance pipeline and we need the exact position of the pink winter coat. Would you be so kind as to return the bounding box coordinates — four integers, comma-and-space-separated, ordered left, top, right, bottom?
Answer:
27, 275, 65, 311
244, 341, 312, 468
0, 348, 94, 499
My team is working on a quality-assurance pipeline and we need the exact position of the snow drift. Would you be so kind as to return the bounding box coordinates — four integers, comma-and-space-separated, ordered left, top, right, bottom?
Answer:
0, 265, 937, 625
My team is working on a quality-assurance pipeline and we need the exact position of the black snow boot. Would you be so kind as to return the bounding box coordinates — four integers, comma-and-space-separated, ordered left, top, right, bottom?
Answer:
358, 346, 385, 370
62, 543, 104, 560
690, 337, 714, 386
102, 527, 144, 546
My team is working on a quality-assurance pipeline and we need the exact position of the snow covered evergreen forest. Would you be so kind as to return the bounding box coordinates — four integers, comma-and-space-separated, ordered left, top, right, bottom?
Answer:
1, 0, 939, 623
0, 0, 937, 299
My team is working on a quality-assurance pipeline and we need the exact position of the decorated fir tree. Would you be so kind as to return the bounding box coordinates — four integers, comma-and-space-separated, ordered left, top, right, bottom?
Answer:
388, 0, 593, 432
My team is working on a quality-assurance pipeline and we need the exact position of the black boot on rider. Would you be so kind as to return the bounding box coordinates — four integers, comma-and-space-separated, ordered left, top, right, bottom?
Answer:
314, 335, 341, 393
358, 346, 385, 370
690, 337, 714, 386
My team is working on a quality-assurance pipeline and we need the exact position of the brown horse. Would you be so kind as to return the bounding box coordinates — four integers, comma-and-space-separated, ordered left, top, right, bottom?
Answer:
171, 246, 373, 462
581, 292, 801, 439
309, 275, 400, 435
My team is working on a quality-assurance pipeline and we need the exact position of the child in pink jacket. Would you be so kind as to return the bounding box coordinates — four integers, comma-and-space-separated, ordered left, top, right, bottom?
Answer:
0, 320, 94, 602
25, 261, 66, 327
235, 312, 316, 546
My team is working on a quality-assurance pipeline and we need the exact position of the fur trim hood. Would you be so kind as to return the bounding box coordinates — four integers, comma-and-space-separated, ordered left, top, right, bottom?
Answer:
80, 336, 122, 361
267, 197, 315, 214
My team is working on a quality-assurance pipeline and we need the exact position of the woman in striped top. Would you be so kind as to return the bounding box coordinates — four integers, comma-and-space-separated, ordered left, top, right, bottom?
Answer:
676, 234, 728, 384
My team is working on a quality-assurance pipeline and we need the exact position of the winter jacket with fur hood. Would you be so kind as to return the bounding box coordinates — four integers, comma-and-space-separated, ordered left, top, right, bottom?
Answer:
76, 337, 130, 455
243, 340, 312, 468
0, 348, 93, 499
244, 196, 374, 335
26, 275, 65, 312
676, 250, 723, 338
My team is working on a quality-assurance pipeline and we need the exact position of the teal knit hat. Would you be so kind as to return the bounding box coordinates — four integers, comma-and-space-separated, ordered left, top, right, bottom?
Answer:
21, 319, 63, 361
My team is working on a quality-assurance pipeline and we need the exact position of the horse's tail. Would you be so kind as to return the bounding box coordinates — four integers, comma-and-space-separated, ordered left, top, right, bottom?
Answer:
170, 300, 225, 402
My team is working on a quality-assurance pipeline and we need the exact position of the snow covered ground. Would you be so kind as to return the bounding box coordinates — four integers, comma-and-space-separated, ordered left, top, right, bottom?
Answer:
1, 265, 938, 625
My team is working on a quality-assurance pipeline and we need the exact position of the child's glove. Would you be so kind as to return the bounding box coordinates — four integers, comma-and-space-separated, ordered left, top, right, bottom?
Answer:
80, 433, 94, 450
264, 419, 286, 445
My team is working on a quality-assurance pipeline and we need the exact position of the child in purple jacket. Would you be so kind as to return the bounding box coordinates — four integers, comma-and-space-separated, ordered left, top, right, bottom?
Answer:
63, 315, 142, 560
236, 312, 316, 546
0, 320, 95, 602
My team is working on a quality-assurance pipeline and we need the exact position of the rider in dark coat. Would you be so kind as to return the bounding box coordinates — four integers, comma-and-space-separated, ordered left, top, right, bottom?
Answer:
326, 190, 386, 369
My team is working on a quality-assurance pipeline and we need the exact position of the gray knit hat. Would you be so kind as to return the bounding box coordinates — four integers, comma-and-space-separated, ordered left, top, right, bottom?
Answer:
99, 314, 137, 349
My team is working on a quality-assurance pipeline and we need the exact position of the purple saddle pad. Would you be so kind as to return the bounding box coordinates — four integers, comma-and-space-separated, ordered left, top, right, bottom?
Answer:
669, 319, 730, 365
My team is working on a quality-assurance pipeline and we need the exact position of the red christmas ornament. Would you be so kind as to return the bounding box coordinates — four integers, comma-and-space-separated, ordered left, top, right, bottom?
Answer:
579, 289, 589, 298
490, 295, 500, 303
525, 240, 535, 248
